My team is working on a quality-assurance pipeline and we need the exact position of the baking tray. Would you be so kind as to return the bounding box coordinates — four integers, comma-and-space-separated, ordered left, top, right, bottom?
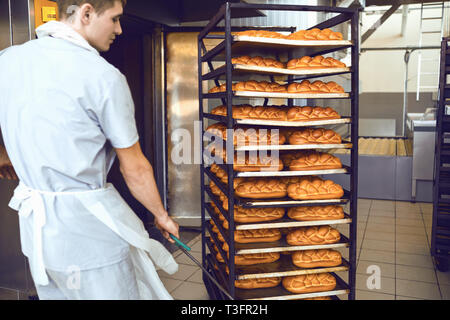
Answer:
234, 90, 350, 99
235, 166, 350, 178
235, 117, 352, 127
205, 201, 352, 231
206, 236, 349, 280
234, 141, 353, 151
208, 63, 351, 78
205, 254, 349, 300
203, 131, 353, 151
233, 234, 350, 255
234, 189, 351, 208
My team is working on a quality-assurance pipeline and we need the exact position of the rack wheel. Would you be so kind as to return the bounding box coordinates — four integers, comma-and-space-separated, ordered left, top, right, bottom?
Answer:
434, 257, 449, 272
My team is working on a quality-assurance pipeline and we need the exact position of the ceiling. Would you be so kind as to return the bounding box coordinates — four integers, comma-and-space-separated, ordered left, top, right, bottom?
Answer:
123, 0, 265, 25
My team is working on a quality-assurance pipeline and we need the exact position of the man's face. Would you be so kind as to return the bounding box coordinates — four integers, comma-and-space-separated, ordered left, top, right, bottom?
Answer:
85, 1, 123, 52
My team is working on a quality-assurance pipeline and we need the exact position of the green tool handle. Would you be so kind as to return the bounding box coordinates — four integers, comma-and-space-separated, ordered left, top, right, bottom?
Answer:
170, 234, 191, 251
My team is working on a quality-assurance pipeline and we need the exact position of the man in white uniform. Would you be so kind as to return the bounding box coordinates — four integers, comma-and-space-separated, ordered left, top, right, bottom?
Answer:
0, 0, 180, 300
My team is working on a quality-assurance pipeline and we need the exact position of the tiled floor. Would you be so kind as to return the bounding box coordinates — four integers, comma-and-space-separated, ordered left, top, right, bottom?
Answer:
157, 198, 450, 300
2, 199, 449, 300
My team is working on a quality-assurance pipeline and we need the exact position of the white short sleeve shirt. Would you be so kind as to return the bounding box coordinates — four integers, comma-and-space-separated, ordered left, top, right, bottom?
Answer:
0, 36, 140, 271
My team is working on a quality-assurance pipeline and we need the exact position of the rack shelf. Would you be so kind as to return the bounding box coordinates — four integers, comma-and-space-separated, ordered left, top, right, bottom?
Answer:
432, 37, 450, 271
199, 2, 359, 300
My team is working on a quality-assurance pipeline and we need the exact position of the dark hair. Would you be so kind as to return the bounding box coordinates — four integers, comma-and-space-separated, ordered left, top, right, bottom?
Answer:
56, 0, 126, 19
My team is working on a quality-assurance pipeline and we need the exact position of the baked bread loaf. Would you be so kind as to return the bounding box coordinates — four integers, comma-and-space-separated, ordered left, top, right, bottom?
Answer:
287, 55, 346, 69
210, 147, 283, 172
235, 228, 282, 244
232, 55, 285, 69
287, 80, 345, 94
234, 30, 285, 39
206, 123, 286, 146
286, 106, 340, 122
286, 128, 342, 145
235, 277, 282, 289
285, 28, 343, 41
232, 153, 284, 172
222, 204, 285, 223
222, 243, 281, 265
234, 178, 288, 199
282, 273, 337, 294
286, 226, 341, 246
291, 249, 342, 268
281, 150, 342, 171
211, 104, 288, 121
287, 205, 344, 221
235, 80, 287, 93
287, 176, 344, 200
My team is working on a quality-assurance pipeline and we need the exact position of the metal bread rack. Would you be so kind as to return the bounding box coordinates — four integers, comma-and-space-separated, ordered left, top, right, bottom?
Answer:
198, 2, 360, 300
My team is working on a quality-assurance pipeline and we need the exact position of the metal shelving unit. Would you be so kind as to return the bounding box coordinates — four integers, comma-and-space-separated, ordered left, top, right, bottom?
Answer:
432, 36, 450, 272
198, 3, 359, 300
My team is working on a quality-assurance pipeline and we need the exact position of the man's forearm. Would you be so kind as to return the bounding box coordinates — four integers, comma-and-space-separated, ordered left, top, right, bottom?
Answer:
121, 161, 167, 219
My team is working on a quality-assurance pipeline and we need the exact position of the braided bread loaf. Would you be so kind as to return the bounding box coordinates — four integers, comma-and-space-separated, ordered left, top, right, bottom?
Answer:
222, 243, 281, 265
211, 105, 288, 121
286, 106, 340, 122
232, 55, 285, 69
235, 277, 282, 290
282, 273, 337, 294
286, 128, 342, 145
205, 123, 286, 146
209, 146, 283, 171
235, 228, 282, 243
281, 150, 342, 171
286, 226, 341, 246
235, 80, 287, 93
287, 80, 344, 94
287, 176, 344, 200
292, 249, 342, 268
222, 202, 285, 223
287, 205, 344, 221
234, 178, 288, 199
234, 30, 285, 38
285, 28, 343, 41
287, 55, 346, 69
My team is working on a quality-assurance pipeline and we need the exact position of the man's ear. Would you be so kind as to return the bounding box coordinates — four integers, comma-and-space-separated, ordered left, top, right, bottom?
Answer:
79, 3, 95, 24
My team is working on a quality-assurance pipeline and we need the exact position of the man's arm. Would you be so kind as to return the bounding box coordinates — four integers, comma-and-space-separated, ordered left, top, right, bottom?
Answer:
115, 142, 179, 243
0, 145, 18, 180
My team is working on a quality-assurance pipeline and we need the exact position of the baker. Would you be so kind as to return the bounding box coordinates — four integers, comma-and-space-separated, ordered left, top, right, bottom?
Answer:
0, 0, 180, 300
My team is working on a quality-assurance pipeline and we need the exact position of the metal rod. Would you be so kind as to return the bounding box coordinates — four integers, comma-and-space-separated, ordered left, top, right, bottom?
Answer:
349, 9, 360, 301
361, 46, 440, 51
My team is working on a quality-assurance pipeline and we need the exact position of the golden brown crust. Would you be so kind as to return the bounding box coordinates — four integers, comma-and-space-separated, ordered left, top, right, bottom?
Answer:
286, 176, 344, 200
286, 226, 341, 246
222, 202, 285, 223
206, 123, 286, 146
287, 205, 344, 221
211, 105, 288, 121
287, 128, 342, 145
280, 151, 342, 171
285, 28, 343, 41
291, 249, 342, 268
282, 273, 337, 294
235, 277, 282, 289
234, 30, 285, 39
287, 80, 345, 94
235, 178, 288, 199
287, 56, 346, 70
235, 229, 282, 244
232, 55, 286, 69
286, 106, 340, 122
235, 80, 287, 93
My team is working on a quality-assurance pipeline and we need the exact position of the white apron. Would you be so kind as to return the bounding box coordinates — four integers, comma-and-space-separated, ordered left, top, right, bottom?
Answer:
9, 182, 178, 300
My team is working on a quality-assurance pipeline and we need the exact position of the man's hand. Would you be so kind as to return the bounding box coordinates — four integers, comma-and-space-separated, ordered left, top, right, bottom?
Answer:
154, 213, 180, 244
0, 146, 17, 180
